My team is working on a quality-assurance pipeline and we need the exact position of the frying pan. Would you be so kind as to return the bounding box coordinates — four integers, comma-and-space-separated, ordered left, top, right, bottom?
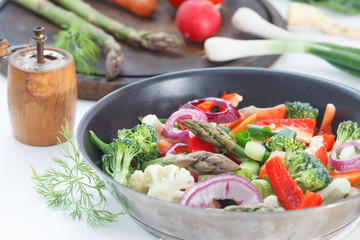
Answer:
77, 67, 360, 240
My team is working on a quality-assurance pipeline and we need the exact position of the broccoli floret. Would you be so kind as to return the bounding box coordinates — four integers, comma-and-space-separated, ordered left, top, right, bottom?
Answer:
285, 101, 319, 119
333, 121, 360, 148
130, 123, 160, 163
265, 135, 306, 153
89, 124, 160, 185
285, 151, 332, 192
102, 138, 140, 185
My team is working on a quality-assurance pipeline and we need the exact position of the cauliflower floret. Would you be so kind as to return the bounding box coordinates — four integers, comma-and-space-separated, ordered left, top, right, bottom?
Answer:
128, 170, 148, 194
145, 164, 195, 203
128, 164, 195, 203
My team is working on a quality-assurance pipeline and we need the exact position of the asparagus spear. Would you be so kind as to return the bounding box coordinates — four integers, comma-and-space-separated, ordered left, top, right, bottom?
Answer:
12, 0, 124, 80
143, 151, 240, 175
55, 0, 183, 52
181, 119, 249, 159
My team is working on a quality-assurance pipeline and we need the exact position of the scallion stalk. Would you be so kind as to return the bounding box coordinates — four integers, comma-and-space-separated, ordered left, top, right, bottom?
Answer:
244, 142, 266, 162
204, 7, 360, 78
240, 160, 260, 178
251, 179, 273, 199
246, 124, 277, 141
320, 178, 351, 205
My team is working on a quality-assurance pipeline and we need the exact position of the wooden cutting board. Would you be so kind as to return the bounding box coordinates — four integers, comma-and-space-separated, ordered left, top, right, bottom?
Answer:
0, 0, 285, 100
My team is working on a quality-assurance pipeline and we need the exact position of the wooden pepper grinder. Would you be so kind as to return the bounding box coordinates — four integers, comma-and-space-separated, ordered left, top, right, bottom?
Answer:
7, 26, 78, 146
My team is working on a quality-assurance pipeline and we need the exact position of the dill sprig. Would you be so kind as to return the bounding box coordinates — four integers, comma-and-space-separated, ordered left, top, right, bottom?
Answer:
30, 122, 123, 228
52, 24, 104, 76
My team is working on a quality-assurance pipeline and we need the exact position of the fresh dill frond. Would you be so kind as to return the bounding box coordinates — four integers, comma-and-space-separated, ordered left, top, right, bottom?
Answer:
52, 24, 104, 76
30, 122, 123, 228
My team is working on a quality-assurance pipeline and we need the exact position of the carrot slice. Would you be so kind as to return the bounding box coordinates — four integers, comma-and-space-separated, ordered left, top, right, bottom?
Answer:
229, 113, 257, 135
318, 103, 336, 135
256, 104, 286, 121
107, 0, 158, 17
221, 115, 245, 129
157, 139, 173, 152
238, 104, 286, 120
333, 170, 360, 186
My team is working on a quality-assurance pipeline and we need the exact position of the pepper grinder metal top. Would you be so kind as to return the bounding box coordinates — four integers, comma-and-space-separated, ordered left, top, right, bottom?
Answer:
32, 26, 47, 64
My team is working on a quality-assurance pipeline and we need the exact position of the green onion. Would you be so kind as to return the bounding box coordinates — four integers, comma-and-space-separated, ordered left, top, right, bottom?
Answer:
240, 160, 260, 179
246, 125, 277, 141
244, 141, 266, 161
197, 175, 215, 182
320, 178, 351, 205
235, 130, 251, 147
262, 151, 271, 163
251, 179, 273, 199
234, 168, 252, 180
204, 7, 360, 78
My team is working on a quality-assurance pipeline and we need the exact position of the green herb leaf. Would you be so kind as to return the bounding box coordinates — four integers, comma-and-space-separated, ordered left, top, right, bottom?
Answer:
52, 24, 104, 76
30, 122, 123, 228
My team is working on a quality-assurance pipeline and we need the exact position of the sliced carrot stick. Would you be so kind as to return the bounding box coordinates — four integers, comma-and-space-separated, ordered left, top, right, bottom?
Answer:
256, 104, 286, 121
157, 139, 173, 152
107, 0, 158, 17
318, 103, 336, 135
332, 170, 360, 186
221, 115, 245, 129
230, 113, 257, 135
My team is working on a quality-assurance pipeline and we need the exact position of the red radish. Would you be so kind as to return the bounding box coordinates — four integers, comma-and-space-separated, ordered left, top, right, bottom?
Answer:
175, 0, 222, 42
180, 173, 263, 208
167, 0, 224, 9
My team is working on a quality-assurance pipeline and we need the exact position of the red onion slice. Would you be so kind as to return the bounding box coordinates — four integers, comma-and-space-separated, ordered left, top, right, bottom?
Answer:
161, 109, 207, 142
159, 143, 188, 157
179, 97, 241, 123
330, 140, 360, 172
180, 173, 263, 208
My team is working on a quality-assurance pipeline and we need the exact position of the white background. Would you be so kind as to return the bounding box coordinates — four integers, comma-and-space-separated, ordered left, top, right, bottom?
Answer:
1, 0, 360, 239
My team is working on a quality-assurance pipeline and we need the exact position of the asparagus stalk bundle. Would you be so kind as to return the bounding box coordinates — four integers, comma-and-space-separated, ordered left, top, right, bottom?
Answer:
181, 119, 249, 159
55, 0, 183, 52
12, 0, 124, 80
143, 151, 240, 175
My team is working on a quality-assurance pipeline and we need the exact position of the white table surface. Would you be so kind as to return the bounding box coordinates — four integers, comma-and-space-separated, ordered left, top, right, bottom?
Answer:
1, 0, 360, 239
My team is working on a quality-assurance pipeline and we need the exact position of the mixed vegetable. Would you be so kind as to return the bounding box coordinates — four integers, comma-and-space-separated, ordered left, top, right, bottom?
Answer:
89, 92, 360, 212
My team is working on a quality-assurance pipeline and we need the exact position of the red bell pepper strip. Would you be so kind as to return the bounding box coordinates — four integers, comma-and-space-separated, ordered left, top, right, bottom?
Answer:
259, 151, 286, 179
255, 118, 316, 144
306, 143, 328, 168
321, 134, 335, 151
296, 190, 322, 209
219, 91, 242, 111
195, 100, 216, 112
310, 134, 335, 152
306, 134, 336, 167
187, 131, 216, 153
259, 164, 267, 179
265, 155, 304, 210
